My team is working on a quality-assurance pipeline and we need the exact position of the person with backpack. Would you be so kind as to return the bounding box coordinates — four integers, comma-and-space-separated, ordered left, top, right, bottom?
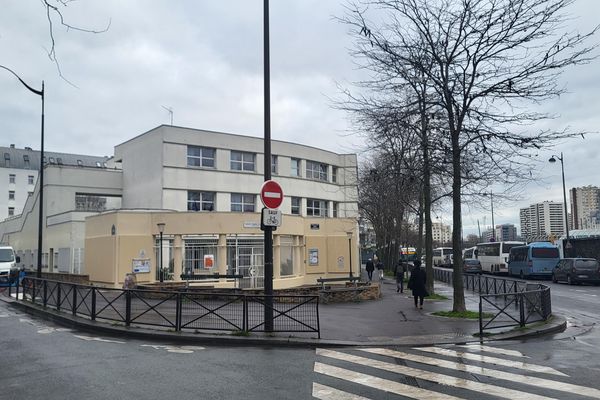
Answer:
376, 259, 384, 280
394, 260, 407, 293
365, 258, 375, 282
407, 260, 428, 309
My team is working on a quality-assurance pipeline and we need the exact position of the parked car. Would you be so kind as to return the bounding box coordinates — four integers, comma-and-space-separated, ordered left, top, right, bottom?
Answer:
552, 258, 600, 285
463, 258, 482, 274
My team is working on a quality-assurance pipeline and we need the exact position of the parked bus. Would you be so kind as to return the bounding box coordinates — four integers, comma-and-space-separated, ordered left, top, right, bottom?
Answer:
400, 247, 417, 263
462, 246, 477, 260
476, 241, 525, 274
432, 247, 453, 267
508, 242, 560, 279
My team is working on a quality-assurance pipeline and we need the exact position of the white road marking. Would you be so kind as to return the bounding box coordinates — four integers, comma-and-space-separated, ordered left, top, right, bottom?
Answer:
416, 347, 566, 376
73, 334, 126, 344
458, 344, 529, 358
314, 362, 464, 400
312, 382, 373, 400
264, 191, 281, 198
317, 349, 556, 400
361, 348, 600, 399
140, 344, 204, 353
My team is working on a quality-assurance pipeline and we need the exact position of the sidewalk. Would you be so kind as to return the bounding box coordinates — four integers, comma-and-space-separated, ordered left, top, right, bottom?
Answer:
1, 273, 565, 347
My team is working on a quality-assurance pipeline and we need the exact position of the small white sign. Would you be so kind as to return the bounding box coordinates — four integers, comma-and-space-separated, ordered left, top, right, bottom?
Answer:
309, 249, 319, 266
203, 254, 215, 269
132, 258, 150, 273
262, 208, 282, 227
243, 221, 261, 229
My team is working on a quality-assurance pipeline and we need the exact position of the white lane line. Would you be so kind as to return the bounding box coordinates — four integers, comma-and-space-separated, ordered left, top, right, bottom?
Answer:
73, 334, 126, 344
458, 344, 529, 358
361, 348, 600, 399
416, 347, 566, 376
317, 349, 556, 400
314, 362, 464, 400
312, 382, 373, 400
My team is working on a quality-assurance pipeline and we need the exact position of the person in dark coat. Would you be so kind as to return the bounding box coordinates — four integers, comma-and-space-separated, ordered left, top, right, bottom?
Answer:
375, 260, 384, 280
365, 258, 375, 282
408, 260, 427, 309
394, 260, 407, 293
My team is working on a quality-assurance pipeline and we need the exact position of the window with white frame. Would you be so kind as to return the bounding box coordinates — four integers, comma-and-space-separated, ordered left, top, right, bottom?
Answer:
8, 191, 15, 200
28, 175, 34, 185
230, 151, 255, 171
280, 236, 294, 277
9, 174, 15, 184
187, 191, 215, 211
291, 158, 301, 177
291, 197, 301, 215
306, 198, 327, 217
8, 207, 14, 216
333, 202, 339, 217
306, 160, 328, 181
332, 167, 338, 183
271, 155, 278, 175
231, 193, 255, 212
187, 146, 216, 168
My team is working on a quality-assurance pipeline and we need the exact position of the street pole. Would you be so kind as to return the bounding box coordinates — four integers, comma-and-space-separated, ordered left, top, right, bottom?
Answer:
550, 153, 571, 256
347, 232, 353, 278
157, 223, 165, 283
263, 0, 274, 332
490, 191, 495, 241
0, 66, 44, 278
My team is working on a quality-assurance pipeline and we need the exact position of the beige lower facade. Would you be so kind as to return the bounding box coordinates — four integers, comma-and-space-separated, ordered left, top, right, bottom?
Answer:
86, 210, 359, 289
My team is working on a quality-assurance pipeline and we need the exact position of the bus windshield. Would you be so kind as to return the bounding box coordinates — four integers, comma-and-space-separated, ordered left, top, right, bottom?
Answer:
0, 248, 15, 262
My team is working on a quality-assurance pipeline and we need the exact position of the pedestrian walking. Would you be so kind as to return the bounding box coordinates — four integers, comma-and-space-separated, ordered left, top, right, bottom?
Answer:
376, 259, 384, 280
407, 260, 428, 309
365, 258, 375, 282
394, 260, 407, 293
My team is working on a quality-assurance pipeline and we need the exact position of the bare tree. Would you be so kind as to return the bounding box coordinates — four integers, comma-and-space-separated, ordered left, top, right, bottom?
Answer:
342, 0, 597, 312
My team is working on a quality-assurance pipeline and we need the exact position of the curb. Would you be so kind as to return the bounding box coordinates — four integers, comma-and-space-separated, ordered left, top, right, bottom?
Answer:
3, 296, 567, 348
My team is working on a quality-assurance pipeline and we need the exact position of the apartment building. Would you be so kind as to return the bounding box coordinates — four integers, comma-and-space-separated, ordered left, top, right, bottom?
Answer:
570, 186, 600, 230
0, 126, 359, 289
519, 201, 566, 241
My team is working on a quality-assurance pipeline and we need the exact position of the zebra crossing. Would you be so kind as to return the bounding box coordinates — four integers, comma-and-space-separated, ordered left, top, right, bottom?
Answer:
312, 344, 600, 399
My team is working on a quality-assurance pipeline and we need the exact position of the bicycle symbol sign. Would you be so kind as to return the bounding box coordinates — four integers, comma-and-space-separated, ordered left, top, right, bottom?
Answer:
262, 208, 282, 227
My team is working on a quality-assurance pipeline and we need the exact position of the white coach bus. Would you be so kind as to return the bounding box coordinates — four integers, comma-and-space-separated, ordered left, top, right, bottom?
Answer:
476, 241, 525, 274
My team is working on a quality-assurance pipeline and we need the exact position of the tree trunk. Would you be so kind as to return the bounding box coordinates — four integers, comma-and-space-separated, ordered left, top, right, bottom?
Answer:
451, 130, 466, 312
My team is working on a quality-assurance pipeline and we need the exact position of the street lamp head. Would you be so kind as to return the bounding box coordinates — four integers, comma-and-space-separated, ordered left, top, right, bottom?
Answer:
157, 222, 166, 234
548, 156, 557, 163
346, 231, 353, 239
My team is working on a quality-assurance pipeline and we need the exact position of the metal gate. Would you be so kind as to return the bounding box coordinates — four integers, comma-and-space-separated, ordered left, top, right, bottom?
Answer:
227, 237, 264, 289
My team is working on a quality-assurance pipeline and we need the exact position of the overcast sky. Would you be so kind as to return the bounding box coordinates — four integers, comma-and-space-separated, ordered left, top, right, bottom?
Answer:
1, 0, 598, 236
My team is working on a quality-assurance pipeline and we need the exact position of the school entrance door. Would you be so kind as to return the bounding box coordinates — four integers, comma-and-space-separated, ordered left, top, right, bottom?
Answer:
227, 237, 264, 289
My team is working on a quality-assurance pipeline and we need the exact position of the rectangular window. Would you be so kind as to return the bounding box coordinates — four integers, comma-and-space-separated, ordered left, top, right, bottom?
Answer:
291, 197, 301, 215
3, 153, 10, 167
332, 167, 338, 183
280, 236, 294, 277
306, 198, 327, 217
28, 175, 34, 185
75, 194, 122, 212
57, 157, 63, 165
333, 202, 339, 218
231, 193, 255, 212
187, 146, 216, 168
8, 207, 14, 216
306, 160, 328, 181
271, 155, 278, 175
291, 158, 301, 177
187, 191, 215, 211
8, 191, 15, 200
230, 151, 255, 171
9, 174, 15, 184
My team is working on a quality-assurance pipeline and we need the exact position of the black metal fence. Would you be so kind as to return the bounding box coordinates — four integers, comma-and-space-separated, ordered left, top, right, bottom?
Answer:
10, 277, 320, 338
433, 268, 552, 336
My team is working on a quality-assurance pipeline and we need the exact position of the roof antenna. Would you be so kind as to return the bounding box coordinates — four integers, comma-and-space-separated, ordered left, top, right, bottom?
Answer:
162, 105, 173, 125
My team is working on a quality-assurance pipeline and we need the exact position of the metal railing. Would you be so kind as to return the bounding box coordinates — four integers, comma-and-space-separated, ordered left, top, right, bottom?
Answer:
433, 268, 552, 336
10, 277, 320, 338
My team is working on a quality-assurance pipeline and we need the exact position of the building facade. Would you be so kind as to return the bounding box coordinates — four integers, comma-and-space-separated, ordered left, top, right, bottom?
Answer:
570, 186, 600, 230
519, 201, 566, 241
432, 222, 452, 244
0, 126, 359, 289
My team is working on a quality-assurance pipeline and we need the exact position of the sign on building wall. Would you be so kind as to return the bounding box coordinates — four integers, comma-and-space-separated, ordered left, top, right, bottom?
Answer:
203, 254, 214, 269
309, 249, 319, 266
132, 258, 151, 273
337, 256, 344, 270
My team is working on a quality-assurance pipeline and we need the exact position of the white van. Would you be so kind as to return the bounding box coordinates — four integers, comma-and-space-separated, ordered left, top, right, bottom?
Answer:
0, 246, 20, 281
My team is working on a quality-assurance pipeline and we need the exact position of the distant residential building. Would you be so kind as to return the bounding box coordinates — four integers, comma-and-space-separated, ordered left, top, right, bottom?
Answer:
570, 186, 600, 230
432, 221, 451, 244
495, 224, 518, 241
520, 201, 566, 241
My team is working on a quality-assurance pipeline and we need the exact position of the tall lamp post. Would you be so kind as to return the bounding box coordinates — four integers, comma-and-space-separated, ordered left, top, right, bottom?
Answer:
157, 223, 165, 283
549, 153, 571, 256
482, 191, 495, 241
346, 232, 353, 278
1, 66, 44, 278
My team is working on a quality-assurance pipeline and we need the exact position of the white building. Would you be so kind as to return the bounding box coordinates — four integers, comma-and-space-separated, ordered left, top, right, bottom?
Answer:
0, 126, 359, 289
432, 221, 451, 244
519, 201, 566, 241
570, 186, 600, 230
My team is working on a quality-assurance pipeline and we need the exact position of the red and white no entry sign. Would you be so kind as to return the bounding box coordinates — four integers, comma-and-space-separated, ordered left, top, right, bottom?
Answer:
260, 180, 284, 209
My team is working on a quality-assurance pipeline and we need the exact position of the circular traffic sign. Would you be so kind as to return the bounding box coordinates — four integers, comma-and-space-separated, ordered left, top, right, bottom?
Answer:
260, 180, 284, 209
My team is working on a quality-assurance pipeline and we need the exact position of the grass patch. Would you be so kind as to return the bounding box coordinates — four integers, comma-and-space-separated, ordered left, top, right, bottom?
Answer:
432, 310, 494, 319
425, 293, 449, 300
231, 330, 250, 336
